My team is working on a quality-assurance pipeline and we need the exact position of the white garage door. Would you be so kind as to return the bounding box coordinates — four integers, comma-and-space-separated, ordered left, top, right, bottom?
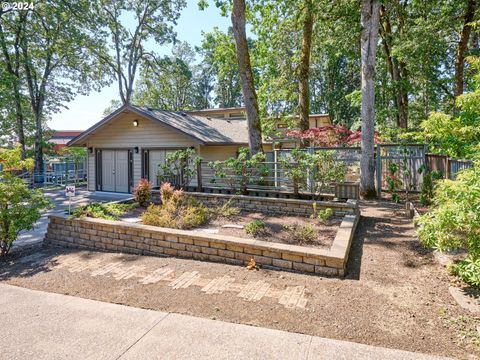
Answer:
102, 150, 129, 193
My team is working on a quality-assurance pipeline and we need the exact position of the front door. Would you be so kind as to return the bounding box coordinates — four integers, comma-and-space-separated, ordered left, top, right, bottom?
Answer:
101, 150, 129, 193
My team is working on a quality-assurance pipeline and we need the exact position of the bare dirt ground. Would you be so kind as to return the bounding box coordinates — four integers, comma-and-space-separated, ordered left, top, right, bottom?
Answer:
120, 208, 340, 248
205, 211, 339, 248
1, 200, 479, 359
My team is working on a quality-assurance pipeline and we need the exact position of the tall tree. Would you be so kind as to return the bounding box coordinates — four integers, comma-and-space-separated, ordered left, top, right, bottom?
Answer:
18, 2, 108, 173
454, 0, 477, 97
379, 3, 408, 128
93, 0, 186, 105
0, 10, 27, 158
231, 0, 263, 154
360, 0, 380, 198
199, 28, 242, 108
298, 0, 314, 132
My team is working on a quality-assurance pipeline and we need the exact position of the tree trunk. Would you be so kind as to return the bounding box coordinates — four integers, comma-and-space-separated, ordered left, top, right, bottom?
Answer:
454, 0, 476, 97
360, 0, 380, 199
379, 5, 408, 129
298, 0, 314, 133
34, 111, 44, 174
231, 0, 263, 155
0, 17, 26, 159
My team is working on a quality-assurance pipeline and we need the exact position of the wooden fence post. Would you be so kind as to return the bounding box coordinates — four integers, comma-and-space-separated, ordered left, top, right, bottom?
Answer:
197, 161, 203, 192
376, 145, 382, 198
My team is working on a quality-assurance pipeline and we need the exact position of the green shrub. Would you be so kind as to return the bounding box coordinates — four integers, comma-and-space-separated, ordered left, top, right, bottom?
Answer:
133, 178, 152, 206
449, 256, 480, 287
244, 220, 266, 236
419, 169, 442, 206
0, 146, 53, 256
386, 162, 401, 203
141, 187, 207, 229
158, 148, 202, 188
208, 147, 268, 195
317, 208, 333, 223
284, 223, 317, 243
417, 163, 480, 287
71, 203, 137, 220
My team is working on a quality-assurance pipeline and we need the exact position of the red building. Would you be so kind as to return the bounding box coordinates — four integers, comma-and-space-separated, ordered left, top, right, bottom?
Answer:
49, 131, 84, 153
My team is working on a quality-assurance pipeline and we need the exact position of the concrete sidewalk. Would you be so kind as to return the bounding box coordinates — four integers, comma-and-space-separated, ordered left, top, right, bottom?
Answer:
0, 284, 449, 360
14, 189, 132, 250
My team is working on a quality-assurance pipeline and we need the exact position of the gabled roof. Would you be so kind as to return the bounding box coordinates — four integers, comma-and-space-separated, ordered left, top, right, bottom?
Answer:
67, 104, 249, 147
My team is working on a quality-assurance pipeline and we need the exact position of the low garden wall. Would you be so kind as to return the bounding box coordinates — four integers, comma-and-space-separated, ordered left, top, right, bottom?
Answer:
44, 212, 360, 277
152, 191, 359, 217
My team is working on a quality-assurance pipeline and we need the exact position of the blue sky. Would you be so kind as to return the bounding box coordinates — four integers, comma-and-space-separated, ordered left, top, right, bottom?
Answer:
49, 0, 230, 131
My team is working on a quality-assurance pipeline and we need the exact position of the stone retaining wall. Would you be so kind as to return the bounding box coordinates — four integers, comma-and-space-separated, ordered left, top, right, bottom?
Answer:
152, 191, 358, 217
44, 213, 359, 277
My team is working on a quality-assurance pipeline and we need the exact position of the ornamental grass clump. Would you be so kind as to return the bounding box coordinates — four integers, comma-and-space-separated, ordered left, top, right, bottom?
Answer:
71, 203, 137, 221
284, 223, 318, 243
416, 163, 480, 287
141, 182, 207, 229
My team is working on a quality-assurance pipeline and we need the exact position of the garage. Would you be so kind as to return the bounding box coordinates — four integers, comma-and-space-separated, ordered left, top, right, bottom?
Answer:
96, 149, 132, 193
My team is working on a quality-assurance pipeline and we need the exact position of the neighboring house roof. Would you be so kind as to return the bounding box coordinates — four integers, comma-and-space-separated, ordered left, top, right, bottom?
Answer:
51, 131, 84, 139
67, 104, 249, 147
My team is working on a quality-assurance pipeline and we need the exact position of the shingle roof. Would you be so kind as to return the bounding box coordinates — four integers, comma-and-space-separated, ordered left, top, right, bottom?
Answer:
135, 106, 249, 144
67, 104, 250, 146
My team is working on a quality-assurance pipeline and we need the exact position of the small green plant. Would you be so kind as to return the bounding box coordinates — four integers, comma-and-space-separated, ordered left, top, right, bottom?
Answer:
418, 167, 442, 206
284, 223, 317, 243
310, 150, 347, 197
244, 220, 266, 237
133, 178, 152, 206
158, 148, 202, 188
449, 256, 480, 287
317, 208, 333, 223
279, 148, 311, 198
71, 203, 137, 220
208, 198, 240, 219
209, 147, 269, 195
386, 162, 401, 203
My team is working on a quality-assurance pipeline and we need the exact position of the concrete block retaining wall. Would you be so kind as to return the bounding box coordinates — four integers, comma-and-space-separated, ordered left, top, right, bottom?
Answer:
152, 191, 358, 218
44, 212, 360, 277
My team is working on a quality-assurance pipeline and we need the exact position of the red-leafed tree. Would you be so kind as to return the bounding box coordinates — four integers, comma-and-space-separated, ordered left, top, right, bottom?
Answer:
286, 125, 380, 147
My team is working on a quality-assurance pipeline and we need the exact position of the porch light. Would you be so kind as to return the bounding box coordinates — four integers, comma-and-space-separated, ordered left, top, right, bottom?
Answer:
133, 119, 139, 127
88, 147, 93, 154
134, 146, 139, 154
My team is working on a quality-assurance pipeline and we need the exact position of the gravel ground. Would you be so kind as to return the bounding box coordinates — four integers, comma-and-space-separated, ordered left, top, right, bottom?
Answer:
1, 200, 478, 359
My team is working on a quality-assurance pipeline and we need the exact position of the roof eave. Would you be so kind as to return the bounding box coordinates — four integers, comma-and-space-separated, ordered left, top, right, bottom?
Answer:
67, 104, 206, 147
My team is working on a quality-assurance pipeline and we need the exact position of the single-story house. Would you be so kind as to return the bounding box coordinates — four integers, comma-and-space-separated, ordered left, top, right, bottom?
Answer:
68, 104, 330, 193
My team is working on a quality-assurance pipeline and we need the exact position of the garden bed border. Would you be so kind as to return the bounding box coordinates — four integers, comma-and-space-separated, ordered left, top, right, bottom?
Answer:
44, 211, 359, 277
153, 191, 359, 217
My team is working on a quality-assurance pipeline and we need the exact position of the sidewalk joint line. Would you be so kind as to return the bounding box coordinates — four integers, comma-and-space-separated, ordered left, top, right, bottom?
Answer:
115, 312, 171, 360
304, 335, 313, 360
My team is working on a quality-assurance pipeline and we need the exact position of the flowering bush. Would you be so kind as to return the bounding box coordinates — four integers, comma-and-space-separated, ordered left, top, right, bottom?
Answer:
286, 125, 380, 147
133, 178, 152, 206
